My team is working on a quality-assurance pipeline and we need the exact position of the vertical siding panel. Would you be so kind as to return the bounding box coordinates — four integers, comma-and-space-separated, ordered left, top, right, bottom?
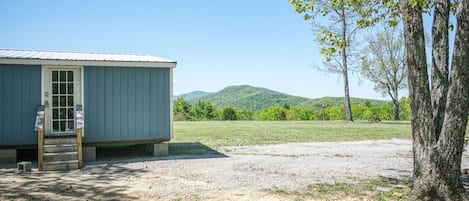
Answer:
135, 68, 144, 139
104, 67, 113, 141
86, 67, 96, 141
97, 68, 106, 140
133, 69, 138, 140
121, 68, 128, 141
0, 65, 4, 144
11, 66, 21, 144
162, 69, 170, 137
93, 67, 100, 142
92, 67, 99, 141
155, 69, 162, 138
83, 66, 171, 143
26, 66, 34, 143
142, 69, 151, 139
0, 64, 40, 146
4, 66, 13, 144
161, 69, 170, 138
127, 69, 135, 140
149, 69, 158, 139
21, 67, 29, 142
30, 66, 41, 143
8, 65, 16, 144
84, 67, 90, 140
112, 68, 121, 141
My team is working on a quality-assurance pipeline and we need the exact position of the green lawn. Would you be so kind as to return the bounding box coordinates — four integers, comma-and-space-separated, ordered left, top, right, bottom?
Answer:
172, 121, 412, 148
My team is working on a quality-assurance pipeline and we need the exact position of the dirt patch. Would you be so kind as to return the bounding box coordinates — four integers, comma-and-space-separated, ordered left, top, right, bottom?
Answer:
1, 139, 469, 200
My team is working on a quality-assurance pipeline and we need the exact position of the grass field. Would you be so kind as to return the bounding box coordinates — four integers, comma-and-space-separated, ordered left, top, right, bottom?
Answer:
99, 120, 413, 158
269, 177, 411, 201
172, 121, 412, 148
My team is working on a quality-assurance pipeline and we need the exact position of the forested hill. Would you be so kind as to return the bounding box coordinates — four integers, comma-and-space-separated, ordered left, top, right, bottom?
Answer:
186, 85, 389, 110
175, 90, 211, 100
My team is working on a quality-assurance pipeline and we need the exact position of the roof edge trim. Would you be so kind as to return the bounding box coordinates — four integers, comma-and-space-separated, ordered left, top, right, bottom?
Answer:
0, 58, 177, 68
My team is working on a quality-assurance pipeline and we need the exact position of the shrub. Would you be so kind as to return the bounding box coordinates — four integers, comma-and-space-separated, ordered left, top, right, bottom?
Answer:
222, 106, 237, 120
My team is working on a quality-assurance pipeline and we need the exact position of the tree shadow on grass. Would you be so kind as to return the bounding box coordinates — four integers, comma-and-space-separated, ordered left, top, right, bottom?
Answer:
96, 142, 227, 162
0, 163, 143, 200
378, 121, 411, 125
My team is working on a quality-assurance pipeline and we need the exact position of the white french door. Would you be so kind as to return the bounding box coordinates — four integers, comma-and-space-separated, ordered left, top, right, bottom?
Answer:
43, 67, 82, 135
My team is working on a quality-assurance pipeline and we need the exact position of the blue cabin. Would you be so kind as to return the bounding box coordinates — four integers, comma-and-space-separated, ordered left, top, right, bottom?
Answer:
0, 49, 176, 169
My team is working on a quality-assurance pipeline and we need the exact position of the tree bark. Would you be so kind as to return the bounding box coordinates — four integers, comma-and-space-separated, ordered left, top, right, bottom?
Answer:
431, 0, 450, 138
341, 6, 353, 122
393, 94, 400, 120
393, 61, 401, 121
401, 0, 469, 199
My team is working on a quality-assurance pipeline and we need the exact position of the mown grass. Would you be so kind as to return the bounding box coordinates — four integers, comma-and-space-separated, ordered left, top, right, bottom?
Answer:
99, 121, 415, 159
268, 177, 412, 201
172, 121, 412, 148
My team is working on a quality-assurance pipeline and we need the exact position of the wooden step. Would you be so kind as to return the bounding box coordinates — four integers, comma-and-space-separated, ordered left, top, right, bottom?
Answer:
43, 152, 78, 162
43, 160, 79, 171
44, 144, 77, 153
40, 136, 81, 171
44, 137, 77, 145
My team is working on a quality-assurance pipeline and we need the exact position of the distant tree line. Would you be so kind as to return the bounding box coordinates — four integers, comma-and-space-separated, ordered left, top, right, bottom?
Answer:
173, 96, 411, 121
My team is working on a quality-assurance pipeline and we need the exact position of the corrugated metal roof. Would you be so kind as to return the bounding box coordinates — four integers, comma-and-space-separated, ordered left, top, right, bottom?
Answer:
0, 49, 175, 63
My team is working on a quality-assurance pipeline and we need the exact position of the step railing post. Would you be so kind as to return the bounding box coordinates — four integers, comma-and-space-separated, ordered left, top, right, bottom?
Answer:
76, 105, 84, 168
77, 128, 83, 168
34, 105, 45, 171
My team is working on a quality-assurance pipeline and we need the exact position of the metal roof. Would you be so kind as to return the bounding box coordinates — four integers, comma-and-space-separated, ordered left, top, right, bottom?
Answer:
0, 49, 176, 68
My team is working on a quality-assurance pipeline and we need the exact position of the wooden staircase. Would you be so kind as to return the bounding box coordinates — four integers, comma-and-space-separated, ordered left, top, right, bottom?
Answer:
42, 136, 79, 171
36, 105, 84, 171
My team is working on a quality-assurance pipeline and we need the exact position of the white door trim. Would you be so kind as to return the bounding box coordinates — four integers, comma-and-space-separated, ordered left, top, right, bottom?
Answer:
42, 65, 83, 135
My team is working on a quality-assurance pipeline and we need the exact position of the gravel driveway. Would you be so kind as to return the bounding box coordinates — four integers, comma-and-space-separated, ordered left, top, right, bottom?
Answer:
1, 139, 469, 200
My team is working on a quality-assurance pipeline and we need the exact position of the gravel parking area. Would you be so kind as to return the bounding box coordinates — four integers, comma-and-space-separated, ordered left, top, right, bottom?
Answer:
1, 139, 469, 200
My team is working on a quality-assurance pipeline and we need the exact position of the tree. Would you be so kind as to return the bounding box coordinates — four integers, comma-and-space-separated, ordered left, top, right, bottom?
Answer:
361, 26, 406, 120
398, 0, 469, 199
290, 0, 362, 121
222, 106, 237, 121
190, 101, 215, 120
173, 96, 191, 121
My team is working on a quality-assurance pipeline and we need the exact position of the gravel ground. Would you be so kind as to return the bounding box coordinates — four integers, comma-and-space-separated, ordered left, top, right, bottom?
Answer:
1, 139, 469, 200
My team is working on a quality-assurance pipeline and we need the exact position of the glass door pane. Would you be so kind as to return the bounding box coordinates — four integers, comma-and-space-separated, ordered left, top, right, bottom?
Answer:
51, 70, 75, 133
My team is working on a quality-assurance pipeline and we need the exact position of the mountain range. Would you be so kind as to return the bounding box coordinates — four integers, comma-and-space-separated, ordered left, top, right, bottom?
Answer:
176, 85, 389, 111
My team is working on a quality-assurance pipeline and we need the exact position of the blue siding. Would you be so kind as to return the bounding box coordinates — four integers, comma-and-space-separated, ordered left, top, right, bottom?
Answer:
0, 64, 41, 146
84, 66, 171, 143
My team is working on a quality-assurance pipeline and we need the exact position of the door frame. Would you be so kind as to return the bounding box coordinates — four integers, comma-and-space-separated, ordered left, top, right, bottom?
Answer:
41, 65, 84, 136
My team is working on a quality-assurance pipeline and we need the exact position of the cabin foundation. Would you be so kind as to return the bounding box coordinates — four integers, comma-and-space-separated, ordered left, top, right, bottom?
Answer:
154, 143, 168, 157
0, 149, 16, 163
83, 146, 96, 161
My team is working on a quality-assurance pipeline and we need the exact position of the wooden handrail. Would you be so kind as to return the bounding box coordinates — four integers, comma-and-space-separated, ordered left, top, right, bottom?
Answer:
76, 105, 84, 168
34, 105, 45, 171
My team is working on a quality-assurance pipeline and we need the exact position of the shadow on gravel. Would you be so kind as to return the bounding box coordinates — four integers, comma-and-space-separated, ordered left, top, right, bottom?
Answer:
97, 142, 227, 162
0, 163, 142, 200
0, 142, 225, 200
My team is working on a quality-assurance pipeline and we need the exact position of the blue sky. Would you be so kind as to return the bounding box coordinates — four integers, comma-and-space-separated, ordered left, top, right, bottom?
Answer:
0, 0, 414, 100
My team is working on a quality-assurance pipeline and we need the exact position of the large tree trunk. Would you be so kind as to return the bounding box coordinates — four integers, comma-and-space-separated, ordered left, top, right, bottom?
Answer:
393, 97, 400, 120
431, 0, 450, 137
341, 7, 353, 122
343, 63, 353, 121
392, 87, 400, 120
401, 0, 469, 199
